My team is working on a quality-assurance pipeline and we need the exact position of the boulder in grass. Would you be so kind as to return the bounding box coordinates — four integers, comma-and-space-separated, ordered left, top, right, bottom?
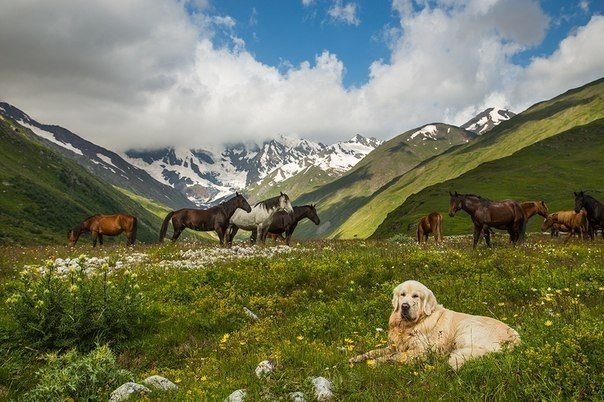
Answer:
225, 388, 247, 401
255, 359, 276, 378
311, 376, 333, 401
109, 382, 151, 402
143, 375, 177, 390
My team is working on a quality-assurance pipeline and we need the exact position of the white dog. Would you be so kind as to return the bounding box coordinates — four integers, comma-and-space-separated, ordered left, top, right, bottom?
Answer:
350, 280, 520, 370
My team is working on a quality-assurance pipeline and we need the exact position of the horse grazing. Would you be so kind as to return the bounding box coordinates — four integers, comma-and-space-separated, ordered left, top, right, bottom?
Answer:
448, 192, 526, 248
541, 210, 588, 242
159, 192, 251, 245
250, 204, 320, 245
416, 212, 443, 243
574, 191, 604, 239
68, 214, 137, 247
228, 192, 294, 245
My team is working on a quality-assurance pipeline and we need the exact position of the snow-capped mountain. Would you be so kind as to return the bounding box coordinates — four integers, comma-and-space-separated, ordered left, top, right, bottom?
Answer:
461, 107, 516, 134
123, 134, 383, 206
0, 102, 196, 209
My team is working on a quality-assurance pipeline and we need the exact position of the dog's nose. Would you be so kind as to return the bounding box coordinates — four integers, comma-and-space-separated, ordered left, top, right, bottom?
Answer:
401, 302, 410, 311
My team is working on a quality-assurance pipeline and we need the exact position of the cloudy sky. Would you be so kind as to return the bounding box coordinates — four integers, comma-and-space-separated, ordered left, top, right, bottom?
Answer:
0, 0, 602, 151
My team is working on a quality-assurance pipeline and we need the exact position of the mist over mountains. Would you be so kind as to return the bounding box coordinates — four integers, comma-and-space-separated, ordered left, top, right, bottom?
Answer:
0, 101, 513, 208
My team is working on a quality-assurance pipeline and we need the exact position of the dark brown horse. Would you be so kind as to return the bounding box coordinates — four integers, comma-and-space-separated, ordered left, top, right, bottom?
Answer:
68, 214, 137, 247
448, 192, 526, 248
416, 212, 443, 243
159, 192, 251, 245
574, 191, 604, 239
250, 204, 320, 245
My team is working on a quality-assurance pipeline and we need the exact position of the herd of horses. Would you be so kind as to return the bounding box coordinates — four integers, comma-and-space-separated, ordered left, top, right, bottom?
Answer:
414, 191, 604, 248
68, 192, 321, 247
67, 189, 604, 249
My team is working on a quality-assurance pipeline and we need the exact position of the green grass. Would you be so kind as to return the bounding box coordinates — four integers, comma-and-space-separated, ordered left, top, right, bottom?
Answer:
334, 78, 604, 239
1, 237, 603, 400
372, 118, 604, 238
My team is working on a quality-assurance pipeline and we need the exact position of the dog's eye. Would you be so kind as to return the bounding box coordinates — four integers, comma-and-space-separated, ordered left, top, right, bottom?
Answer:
401, 292, 406, 297
412, 294, 419, 298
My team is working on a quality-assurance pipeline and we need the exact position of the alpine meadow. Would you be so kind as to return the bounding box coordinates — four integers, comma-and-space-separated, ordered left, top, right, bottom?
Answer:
0, 78, 603, 401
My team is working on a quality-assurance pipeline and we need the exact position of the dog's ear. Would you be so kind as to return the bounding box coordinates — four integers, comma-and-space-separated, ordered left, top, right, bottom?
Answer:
423, 288, 437, 316
392, 290, 399, 312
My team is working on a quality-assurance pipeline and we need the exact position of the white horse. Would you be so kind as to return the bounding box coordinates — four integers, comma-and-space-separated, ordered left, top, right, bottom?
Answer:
227, 192, 294, 245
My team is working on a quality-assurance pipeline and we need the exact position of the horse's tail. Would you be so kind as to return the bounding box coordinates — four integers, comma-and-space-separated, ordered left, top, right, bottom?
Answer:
159, 211, 175, 242
131, 216, 138, 245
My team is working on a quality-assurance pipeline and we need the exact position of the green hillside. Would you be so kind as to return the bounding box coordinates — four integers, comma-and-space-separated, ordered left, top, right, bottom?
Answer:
0, 116, 166, 245
294, 124, 474, 238
334, 77, 604, 239
371, 118, 604, 238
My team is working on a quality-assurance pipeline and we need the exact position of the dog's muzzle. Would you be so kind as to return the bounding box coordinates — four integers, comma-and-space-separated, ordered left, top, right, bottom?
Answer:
400, 302, 411, 319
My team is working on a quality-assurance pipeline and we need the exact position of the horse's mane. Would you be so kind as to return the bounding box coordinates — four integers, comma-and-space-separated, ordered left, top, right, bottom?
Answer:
462, 193, 492, 203
256, 194, 285, 209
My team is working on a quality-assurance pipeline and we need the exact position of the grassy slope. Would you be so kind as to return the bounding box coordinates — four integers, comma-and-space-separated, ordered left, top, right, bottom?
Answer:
293, 124, 473, 239
0, 117, 164, 245
371, 118, 604, 238
335, 77, 604, 239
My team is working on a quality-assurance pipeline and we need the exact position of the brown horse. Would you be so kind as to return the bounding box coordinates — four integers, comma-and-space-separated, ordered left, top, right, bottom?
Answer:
541, 210, 588, 242
416, 212, 443, 243
448, 192, 526, 248
521, 201, 549, 221
159, 192, 251, 245
68, 214, 137, 247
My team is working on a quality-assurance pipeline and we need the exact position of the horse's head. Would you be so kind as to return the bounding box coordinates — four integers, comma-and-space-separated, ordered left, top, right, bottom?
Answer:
541, 215, 554, 232
67, 229, 78, 246
573, 191, 585, 213
279, 192, 294, 214
308, 204, 321, 225
537, 201, 549, 218
235, 192, 252, 213
448, 191, 462, 217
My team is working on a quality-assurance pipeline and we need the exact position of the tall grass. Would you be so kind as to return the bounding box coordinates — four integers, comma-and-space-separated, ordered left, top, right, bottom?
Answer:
0, 236, 603, 400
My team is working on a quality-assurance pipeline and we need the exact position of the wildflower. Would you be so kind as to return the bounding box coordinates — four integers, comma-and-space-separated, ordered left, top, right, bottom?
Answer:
366, 359, 376, 367
544, 320, 553, 327
297, 335, 304, 341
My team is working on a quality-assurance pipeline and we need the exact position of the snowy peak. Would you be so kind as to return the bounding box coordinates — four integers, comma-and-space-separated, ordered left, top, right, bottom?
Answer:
123, 134, 383, 207
461, 107, 516, 134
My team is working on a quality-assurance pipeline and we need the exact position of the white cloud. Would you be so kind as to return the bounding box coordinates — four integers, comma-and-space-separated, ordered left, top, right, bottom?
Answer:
0, 0, 602, 152
510, 15, 604, 111
328, 1, 361, 26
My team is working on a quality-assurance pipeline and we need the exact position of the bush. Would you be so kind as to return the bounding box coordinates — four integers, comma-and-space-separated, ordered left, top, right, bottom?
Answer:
24, 344, 133, 402
5, 256, 145, 352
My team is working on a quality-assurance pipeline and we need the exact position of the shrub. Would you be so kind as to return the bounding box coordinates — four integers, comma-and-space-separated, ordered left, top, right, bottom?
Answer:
5, 256, 145, 352
24, 344, 132, 402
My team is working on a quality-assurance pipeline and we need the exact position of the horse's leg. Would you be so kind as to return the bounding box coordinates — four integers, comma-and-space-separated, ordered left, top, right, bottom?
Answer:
257, 225, 267, 244
482, 226, 492, 247
227, 225, 239, 246
472, 226, 482, 248
216, 226, 226, 246
171, 223, 184, 242
92, 232, 98, 247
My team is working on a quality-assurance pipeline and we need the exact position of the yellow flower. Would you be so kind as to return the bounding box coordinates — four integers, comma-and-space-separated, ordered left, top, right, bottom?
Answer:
297, 335, 304, 341
544, 320, 553, 327
366, 359, 376, 367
